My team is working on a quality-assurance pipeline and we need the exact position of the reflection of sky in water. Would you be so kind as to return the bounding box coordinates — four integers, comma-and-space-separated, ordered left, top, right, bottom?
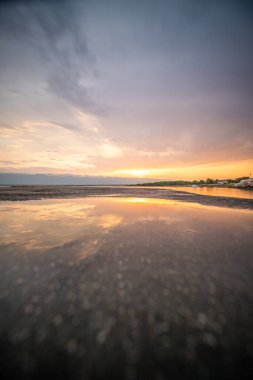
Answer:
138, 186, 253, 199
0, 197, 252, 257
0, 197, 253, 380
0, 199, 123, 253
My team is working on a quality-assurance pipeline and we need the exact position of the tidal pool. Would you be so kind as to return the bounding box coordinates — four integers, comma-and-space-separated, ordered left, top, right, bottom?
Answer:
0, 197, 253, 380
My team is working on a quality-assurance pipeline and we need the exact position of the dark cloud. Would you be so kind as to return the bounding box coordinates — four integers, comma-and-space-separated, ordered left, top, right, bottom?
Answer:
48, 69, 98, 113
0, 0, 101, 113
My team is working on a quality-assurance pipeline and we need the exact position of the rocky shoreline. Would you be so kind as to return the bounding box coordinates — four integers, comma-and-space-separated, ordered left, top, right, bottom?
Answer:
0, 185, 253, 210
234, 178, 253, 189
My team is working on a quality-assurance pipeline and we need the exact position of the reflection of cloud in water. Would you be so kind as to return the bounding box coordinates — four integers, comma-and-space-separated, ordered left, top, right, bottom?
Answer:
0, 198, 253, 380
97, 214, 123, 229
0, 199, 123, 251
0, 197, 252, 256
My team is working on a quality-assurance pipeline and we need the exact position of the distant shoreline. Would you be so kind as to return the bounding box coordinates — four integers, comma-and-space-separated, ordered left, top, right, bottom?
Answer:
130, 184, 235, 188
0, 185, 253, 210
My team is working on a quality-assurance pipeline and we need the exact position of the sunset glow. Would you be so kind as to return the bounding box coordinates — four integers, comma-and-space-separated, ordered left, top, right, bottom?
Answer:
0, 0, 252, 183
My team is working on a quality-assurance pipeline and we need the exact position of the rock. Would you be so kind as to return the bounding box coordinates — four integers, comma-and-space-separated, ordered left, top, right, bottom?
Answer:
234, 178, 253, 189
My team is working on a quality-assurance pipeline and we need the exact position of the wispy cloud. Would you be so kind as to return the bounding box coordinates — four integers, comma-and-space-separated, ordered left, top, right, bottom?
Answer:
0, 0, 252, 179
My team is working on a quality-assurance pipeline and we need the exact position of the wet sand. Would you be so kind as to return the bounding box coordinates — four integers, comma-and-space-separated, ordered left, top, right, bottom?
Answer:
1, 185, 253, 210
0, 197, 253, 380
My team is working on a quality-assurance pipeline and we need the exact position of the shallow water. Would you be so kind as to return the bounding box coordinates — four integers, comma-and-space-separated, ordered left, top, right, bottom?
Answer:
0, 197, 253, 379
136, 186, 253, 199
0, 197, 253, 252
1, 197, 253, 254
159, 186, 253, 199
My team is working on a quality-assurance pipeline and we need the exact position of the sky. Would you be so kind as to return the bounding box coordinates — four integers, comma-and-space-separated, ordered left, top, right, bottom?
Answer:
0, 0, 253, 182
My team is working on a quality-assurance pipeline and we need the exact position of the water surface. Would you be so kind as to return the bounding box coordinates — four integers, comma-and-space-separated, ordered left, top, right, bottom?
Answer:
137, 186, 253, 199
0, 197, 253, 380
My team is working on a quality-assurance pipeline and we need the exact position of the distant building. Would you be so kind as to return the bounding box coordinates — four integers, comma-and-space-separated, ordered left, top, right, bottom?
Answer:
217, 180, 228, 185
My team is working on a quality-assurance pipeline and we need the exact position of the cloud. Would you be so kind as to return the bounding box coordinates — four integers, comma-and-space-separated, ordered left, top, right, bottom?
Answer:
0, 0, 101, 114
0, 0, 252, 178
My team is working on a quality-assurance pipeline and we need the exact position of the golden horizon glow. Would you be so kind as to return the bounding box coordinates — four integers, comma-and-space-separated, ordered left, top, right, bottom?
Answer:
118, 169, 152, 178
105, 159, 253, 181
0, 1, 252, 184
1, 110, 252, 182
1, 159, 253, 181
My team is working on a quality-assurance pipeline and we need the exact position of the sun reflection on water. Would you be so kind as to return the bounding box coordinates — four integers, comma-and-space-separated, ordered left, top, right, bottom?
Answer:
0, 197, 252, 257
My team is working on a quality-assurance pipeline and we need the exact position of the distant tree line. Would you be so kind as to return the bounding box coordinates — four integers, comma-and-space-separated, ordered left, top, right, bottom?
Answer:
133, 177, 250, 187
